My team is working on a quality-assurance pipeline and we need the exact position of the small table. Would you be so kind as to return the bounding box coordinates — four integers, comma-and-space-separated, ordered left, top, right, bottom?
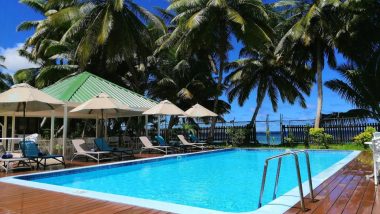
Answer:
0, 157, 31, 173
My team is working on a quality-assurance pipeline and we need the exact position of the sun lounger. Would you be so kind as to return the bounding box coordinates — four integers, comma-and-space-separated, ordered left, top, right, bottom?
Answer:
155, 135, 182, 153
0, 157, 31, 173
0, 144, 31, 173
94, 138, 134, 160
71, 139, 113, 164
188, 134, 206, 144
20, 141, 65, 170
139, 136, 171, 155
177, 135, 205, 150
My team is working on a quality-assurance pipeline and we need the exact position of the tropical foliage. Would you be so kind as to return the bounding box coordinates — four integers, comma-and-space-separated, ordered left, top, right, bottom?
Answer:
353, 126, 376, 148
274, 0, 343, 128
309, 127, 333, 149
12, 0, 380, 138
0, 55, 13, 91
325, 52, 380, 120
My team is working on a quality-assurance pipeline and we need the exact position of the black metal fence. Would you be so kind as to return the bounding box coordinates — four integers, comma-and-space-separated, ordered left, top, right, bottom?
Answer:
282, 122, 380, 143
146, 124, 257, 143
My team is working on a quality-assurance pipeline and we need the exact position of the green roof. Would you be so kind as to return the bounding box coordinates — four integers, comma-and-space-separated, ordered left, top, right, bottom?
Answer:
42, 72, 157, 109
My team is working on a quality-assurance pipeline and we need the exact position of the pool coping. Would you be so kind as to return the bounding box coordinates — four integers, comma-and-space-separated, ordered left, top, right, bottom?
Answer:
0, 149, 361, 214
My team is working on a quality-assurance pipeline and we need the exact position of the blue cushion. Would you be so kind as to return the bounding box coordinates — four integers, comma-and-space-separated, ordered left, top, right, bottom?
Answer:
20, 141, 40, 157
1, 153, 13, 159
189, 134, 198, 143
94, 138, 112, 151
155, 136, 166, 146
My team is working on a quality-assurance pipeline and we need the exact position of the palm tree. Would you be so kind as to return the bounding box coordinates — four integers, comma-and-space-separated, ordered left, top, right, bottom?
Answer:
0, 56, 13, 91
275, 0, 342, 128
325, 51, 380, 121
149, 47, 230, 127
335, 0, 380, 66
161, 0, 273, 137
17, 0, 79, 88
55, 0, 165, 71
225, 46, 312, 125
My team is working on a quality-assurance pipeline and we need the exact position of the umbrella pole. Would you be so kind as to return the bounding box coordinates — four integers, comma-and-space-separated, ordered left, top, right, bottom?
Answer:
23, 102, 26, 143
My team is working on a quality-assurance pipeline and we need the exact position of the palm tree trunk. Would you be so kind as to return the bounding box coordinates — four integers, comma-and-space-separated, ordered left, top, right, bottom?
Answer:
314, 42, 323, 128
250, 96, 265, 125
209, 65, 224, 140
209, 23, 228, 141
249, 96, 264, 144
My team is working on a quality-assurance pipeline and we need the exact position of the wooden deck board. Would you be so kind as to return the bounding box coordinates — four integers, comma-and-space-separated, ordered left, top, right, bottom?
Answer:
285, 151, 377, 214
0, 151, 378, 214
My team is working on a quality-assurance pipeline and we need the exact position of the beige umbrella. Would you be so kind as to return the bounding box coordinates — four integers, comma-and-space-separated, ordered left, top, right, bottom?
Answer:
143, 100, 185, 135
70, 93, 140, 136
185, 103, 218, 118
142, 100, 186, 116
0, 83, 64, 140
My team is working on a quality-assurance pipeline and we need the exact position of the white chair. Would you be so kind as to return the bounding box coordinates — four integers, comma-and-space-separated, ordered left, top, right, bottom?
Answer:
71, 139, 112, 164
374, 132, 380, 139
371, 137, 380, 185
366, 132, 380, 185
177, 135, 205, 150
139, 136, 170, 155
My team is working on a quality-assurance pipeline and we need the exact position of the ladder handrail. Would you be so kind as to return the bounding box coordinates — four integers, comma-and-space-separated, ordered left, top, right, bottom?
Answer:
258, 150, 315, 212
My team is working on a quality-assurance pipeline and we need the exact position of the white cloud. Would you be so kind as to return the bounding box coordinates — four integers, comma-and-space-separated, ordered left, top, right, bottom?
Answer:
0, 43, 40, 74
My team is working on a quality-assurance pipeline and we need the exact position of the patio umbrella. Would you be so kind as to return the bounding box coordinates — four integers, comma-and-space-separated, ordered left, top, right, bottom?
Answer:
143, 100, 186, 116
0, 83, 64, 141
70, 93, 140, 136
185, 103, 218, 118
143, 100, 186, 135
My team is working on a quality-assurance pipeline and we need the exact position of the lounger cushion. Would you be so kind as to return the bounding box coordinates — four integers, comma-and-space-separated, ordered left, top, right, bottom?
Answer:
20, 141, 40, 157
94, 138, 113, 151
189, 134, 198, 143
155, 136, 167, 146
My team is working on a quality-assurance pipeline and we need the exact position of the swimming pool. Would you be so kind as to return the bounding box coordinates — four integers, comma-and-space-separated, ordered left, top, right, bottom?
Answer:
1, 149, 360, 214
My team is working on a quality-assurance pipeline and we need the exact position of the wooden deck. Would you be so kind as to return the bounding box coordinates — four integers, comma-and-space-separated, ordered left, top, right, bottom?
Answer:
0, 152, 378, 214
286, 151, 379, 214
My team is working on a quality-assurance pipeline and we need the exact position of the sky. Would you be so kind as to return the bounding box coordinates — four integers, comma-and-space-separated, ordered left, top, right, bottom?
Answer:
0, 0, 354, 129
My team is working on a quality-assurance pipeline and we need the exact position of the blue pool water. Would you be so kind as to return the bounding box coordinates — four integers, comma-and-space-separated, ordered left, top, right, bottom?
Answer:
17, 149, 353, 212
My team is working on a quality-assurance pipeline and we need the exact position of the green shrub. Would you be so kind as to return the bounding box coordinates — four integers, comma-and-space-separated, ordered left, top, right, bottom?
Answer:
283, 136, 295, 147
182, 123, 196, 135
353, 127, 376, 147
309, 128, 333, 149
226, 128, 246, 146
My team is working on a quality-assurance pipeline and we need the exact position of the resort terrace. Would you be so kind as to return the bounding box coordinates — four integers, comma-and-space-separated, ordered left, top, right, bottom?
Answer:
0, 151, 379, 213
0, 73, 379, 214
1, 0, 380, 213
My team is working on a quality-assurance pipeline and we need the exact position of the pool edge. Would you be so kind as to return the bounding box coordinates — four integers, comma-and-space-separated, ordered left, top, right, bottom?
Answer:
0, 149, 360, 214
253, 150, 361, 214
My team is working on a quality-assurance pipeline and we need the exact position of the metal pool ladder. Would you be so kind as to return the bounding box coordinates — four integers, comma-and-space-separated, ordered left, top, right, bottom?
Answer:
258, 150, 316, 212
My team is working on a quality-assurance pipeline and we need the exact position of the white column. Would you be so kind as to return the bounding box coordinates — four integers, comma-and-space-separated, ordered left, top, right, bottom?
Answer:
95, 115, 99, 138
104, 115, 108, 138
3, 116, 8, 150
157, 115, 160, 136
11, 114, 15, 152
1, 117, 4, 145
62, 104, 68, 157
145, 115, 148, 136
50, 110, 55, 153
